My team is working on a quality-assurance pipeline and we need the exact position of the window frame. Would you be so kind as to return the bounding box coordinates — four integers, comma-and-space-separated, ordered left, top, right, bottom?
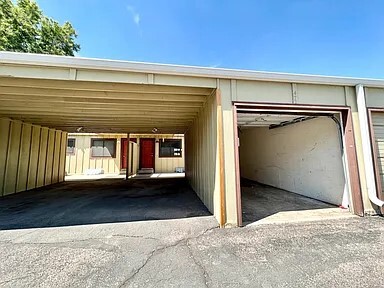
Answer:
158, 139, 182, 158
90, 138, 117, 158
67, 138, 76, 155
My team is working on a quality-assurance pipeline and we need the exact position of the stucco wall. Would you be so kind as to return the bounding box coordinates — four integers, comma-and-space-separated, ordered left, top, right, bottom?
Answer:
239, 117, 346, 206
185, 93, 221, 221
0, 118, 67, 196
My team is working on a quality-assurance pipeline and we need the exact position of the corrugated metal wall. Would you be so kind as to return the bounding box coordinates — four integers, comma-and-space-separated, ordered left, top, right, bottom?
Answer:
0, 118, 67, 196
185, 93, 221, 220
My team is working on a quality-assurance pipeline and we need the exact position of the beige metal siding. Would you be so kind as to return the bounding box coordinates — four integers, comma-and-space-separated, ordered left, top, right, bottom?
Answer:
365, 88, 384, 108
296, 84, 346, 105
154, 136, 184, 173
4, 121, 22, 195
0, 118, 66, 196
185, 93, 221, 220
371, 112, 384, 201
27, 126, 41, 190
236, 80, 292, 103
16, 123, 32, 192
66, 134, 184, 175
0, 118, 10, 195
65, 134, 122, 175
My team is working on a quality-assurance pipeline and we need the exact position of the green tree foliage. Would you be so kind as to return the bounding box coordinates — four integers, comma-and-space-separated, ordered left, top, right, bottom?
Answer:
0, 0, 80, 56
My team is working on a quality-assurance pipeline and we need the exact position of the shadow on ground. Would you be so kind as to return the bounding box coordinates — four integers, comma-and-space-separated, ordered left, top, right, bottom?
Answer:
0, 178, 211, 230
241, 178, 335, 225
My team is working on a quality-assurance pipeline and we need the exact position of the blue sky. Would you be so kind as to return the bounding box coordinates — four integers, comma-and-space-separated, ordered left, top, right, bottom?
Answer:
37, 0, 384, 78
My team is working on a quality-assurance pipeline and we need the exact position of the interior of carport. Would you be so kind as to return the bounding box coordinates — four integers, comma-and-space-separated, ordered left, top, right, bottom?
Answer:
0, 77, 223, 229
235, 107, 353, 225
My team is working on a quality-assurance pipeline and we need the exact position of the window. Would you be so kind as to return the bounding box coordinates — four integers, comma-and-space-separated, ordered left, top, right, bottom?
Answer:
67, 139, 76, 154
91, 138, 116, 158
159, 139, 182, 158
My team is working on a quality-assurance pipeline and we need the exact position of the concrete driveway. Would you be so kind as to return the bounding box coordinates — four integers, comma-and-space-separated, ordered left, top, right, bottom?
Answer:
0, 215, 383, 287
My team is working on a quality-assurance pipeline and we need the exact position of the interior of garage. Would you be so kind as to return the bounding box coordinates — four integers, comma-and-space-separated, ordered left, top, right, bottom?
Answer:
0, 75, 223, 227
236, 112, 350, 225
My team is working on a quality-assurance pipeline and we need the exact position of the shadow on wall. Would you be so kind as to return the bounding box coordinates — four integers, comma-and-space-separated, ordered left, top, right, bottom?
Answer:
0, 178, 212, 230
241, 178, 335, 225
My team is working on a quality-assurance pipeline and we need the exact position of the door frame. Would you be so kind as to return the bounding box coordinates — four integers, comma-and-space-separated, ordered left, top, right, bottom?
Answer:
139, 138, 155, 170
233, 102, 364, 226
120, 138, 128, 170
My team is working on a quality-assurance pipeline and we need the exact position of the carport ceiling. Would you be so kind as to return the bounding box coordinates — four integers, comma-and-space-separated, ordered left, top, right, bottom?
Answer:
0, 77, 213, 133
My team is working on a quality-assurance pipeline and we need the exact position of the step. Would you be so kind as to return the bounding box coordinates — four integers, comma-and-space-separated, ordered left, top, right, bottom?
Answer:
137, 168, 154, 174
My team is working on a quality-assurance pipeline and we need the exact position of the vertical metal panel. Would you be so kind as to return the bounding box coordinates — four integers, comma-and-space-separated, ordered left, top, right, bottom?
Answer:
0, 118, 11, 196
185, 90, 220, 222
36, 128, 48, 188
59, 132, 67, 182
51, 131, 61, 184
16, 123, 32, 192
44, 129, 56, 185
0, 119, 66, 196
27, 125, 41, 190
4, 121, 22, 195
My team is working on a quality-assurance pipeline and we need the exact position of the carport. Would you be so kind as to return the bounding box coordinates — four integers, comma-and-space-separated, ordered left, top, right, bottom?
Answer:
233, 103, 364, 226
0, 52, 226, 227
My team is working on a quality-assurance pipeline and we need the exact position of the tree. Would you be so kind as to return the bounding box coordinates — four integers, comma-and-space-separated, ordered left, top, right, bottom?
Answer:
0, 0, 80, 56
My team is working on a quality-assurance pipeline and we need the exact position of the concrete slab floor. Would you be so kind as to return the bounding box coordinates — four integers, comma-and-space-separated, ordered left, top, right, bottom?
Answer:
0, 216, 383, 287
0, 178, 211, 230
241, 179, 350, 225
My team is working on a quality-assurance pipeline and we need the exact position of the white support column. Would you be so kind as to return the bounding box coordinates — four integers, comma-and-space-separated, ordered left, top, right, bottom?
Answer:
356, 84, 384, 207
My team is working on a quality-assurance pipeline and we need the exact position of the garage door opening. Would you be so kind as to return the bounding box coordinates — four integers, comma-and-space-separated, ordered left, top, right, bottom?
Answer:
234, 106, 356, 226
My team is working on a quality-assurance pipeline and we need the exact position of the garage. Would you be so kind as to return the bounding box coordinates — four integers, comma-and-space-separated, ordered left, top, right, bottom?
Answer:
0, 53, 226, 227
233, 104, 363, 225
0, 52, 375, 228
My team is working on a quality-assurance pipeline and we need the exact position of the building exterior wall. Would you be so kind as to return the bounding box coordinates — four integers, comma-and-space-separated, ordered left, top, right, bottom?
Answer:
2, 51, 384, 224
185, 93, 222, 222
65, 133, 184, 175
239, 118, 347, 206
66, 133, 125, 175
0, 118, 67, 197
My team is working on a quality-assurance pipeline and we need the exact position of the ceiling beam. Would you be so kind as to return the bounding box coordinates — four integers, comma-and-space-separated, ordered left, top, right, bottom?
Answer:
0, 78, 213, 95
0, 87, 207, 102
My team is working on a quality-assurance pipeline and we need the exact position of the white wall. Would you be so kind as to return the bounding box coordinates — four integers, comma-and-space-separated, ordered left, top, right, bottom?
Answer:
239, 117, 346, 205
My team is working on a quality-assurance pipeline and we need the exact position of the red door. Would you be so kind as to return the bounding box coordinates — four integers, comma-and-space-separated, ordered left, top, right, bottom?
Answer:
121, 138, 128, 169
140, 138, 155, 169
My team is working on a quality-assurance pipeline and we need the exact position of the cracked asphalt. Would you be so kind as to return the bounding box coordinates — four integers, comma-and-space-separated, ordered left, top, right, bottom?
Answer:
0, 216, 383, 288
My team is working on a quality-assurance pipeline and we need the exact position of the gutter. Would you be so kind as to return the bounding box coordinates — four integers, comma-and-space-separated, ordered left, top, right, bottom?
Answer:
356, 84, 384, 207
2, 51, 384, 87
